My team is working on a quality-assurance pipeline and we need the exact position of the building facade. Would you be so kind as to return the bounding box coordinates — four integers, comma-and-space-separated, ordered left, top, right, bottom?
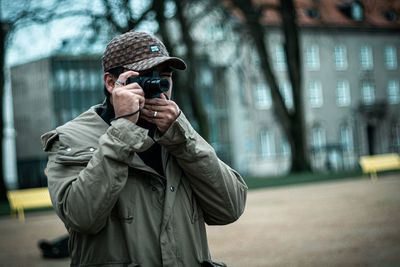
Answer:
10, 0, 400, 186
11, 55, 104, 188
193, 0, 400, 176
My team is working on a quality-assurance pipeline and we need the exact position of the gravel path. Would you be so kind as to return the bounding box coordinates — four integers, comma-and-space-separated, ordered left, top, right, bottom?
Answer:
0, 174, 399, 267
207, 175, 400, 267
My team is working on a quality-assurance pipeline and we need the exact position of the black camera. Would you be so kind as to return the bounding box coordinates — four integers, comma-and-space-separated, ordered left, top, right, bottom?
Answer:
126, 76, 170, 98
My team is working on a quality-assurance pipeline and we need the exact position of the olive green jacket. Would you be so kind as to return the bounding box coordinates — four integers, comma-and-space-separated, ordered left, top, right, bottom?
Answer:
41, 106, 247, 267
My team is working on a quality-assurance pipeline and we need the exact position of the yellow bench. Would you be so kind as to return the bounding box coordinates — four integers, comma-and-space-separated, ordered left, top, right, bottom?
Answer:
7, 187, 53, 222
359, 153, 400, 180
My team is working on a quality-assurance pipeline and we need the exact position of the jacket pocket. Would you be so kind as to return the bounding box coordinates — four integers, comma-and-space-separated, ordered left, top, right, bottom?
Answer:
55, 152, 93, 165
110, 200, 134, 224
110, 178, 136, 224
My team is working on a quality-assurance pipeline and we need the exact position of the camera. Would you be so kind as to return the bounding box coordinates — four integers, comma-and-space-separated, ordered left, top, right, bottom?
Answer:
126, 76, 170, 98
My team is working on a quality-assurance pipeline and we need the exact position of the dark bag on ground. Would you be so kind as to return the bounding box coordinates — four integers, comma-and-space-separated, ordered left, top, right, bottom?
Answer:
201, 260, 227, 267
38, 234, 69, 259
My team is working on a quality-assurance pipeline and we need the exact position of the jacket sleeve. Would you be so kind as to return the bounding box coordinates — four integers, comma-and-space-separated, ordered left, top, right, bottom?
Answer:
43, 119, 153, 234
155, 112, 247, 225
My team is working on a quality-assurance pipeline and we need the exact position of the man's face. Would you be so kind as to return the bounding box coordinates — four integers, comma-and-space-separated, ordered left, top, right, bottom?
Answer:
139, 63, 173, 99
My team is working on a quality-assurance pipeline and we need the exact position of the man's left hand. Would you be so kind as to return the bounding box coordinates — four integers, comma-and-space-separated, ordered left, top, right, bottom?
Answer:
141, 93, 180, 133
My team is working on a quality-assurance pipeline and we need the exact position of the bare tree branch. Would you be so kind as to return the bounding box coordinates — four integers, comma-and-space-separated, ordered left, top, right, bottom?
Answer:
122, 0, 137, 30
129, 3, 154, 30
186, 0, 219, 28
102, 0, 126, 33
174, 0, 210, 140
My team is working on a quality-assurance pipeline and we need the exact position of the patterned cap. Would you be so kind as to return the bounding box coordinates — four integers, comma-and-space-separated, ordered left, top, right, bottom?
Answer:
102, 31, 187, 72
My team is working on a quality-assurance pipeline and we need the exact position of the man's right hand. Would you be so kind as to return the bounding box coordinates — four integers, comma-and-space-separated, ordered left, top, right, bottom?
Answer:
111, 71, 145, 123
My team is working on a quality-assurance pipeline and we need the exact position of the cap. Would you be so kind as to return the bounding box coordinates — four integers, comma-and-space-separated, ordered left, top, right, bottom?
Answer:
102, 31, 187, 72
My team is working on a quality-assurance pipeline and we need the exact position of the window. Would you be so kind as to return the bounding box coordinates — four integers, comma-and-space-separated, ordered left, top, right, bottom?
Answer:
387, 80, 400, 104
360, 46, 373, 70
280, 137, 291, 156
309, 81, 323, 108
384, 10, 398, 22
334, 45, 348, 70
392, 123, 400, 152
67, 69, 80, 92
275, 45, 287, 71
90, 70, 99, 91
305, 8, 320, 19
351, 1, 364, 21
361, 81, 375, 105
336, 80, 351, 107
312, 125, 326, 149
54, 69, 66, 91
279, 81, 293, 109
255, 83, 272, 109
337, 1, 364, 21
260, 130, 275, 158
385, 46, 397, 70
306, 45, 320, 70
339, 125, 354, 152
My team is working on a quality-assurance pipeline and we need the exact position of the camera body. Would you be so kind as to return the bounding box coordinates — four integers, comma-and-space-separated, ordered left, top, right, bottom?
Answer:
126, 76, 170, 98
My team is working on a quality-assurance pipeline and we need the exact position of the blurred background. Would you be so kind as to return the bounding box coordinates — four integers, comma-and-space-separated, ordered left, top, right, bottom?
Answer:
0, 0, 399, 266
1, 0, 400, 189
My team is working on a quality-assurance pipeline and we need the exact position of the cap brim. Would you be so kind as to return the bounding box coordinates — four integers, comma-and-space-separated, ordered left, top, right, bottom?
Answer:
123, 56, 187, 72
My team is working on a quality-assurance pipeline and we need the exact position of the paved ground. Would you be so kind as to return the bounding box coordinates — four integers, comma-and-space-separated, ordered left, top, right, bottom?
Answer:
0, 174, 399, 267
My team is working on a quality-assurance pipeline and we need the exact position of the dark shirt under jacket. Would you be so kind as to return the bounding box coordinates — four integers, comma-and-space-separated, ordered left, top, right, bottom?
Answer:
96, 98, 165, 177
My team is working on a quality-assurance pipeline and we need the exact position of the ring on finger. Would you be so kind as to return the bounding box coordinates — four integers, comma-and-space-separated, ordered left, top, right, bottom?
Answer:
115, 80, 125, 86
153, 111, 158, 118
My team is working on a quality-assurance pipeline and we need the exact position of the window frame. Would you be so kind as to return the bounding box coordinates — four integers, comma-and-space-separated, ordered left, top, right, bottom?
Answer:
255, 83, 272, 110
339, 124, 354, 152
360, 45, 373, 70
260, 129, 276, 158
385, 46, 398, 70
334, 45, 348, 70
361, 80, 375, 105
309, 80, 323, 108
312, 125, 326, 150
336, 80, 351, 107
305, 44, 320, 71
387, 80, 400, 104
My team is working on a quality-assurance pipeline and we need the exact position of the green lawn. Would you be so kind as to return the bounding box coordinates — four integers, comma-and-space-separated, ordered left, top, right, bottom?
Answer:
244, 170, 364, 189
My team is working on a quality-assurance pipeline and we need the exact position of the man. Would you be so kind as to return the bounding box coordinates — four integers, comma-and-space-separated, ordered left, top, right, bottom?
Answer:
41, 31, 247, 267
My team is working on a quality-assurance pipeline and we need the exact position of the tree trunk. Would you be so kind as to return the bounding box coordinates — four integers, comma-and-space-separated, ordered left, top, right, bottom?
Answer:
174, 0, 210, 141
230, 0, 310, 172
280, 0, 311, 172
0, 22, 9, 201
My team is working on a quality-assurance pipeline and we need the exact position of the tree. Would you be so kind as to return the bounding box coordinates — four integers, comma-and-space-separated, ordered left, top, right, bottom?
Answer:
1, 2, 52, 200
0, 18, 8, 201
227, 0, 311, 172
0, 1, 93, 200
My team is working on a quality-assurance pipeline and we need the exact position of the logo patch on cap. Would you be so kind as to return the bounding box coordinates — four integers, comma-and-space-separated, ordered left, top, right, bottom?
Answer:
150, 45, 160, 53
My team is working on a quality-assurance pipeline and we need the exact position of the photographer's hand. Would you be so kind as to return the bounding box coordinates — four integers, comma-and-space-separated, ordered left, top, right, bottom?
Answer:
111, 71, 145, 123
141, 93, 180, 133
